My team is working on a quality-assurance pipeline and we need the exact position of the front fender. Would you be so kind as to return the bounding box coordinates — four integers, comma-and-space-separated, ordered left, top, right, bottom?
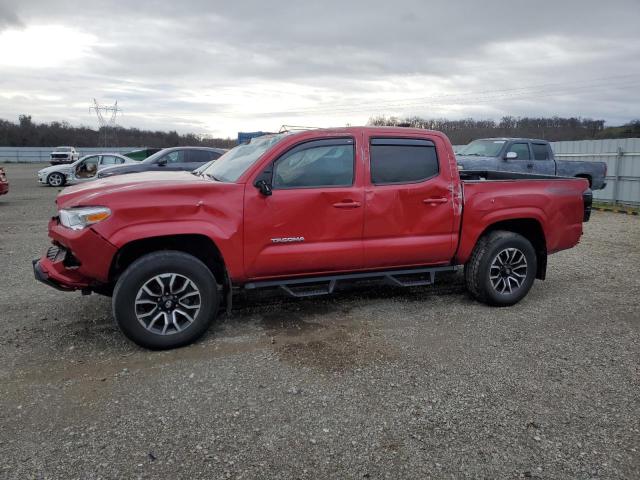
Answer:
100, 219, 244, 279
107, 220, 229, 248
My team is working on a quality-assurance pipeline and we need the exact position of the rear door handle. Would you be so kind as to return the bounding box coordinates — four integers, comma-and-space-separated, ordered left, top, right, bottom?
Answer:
422, 197, 448, 205
333, 200, 361, 209
527, 163, 534, 168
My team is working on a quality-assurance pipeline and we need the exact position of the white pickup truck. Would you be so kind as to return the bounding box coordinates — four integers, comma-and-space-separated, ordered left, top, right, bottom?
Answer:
49, 146, 79, 165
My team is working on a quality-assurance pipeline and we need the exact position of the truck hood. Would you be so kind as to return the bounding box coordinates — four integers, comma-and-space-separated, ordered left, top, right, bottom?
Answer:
455, 154, 499, 169
56, 171, 210, 208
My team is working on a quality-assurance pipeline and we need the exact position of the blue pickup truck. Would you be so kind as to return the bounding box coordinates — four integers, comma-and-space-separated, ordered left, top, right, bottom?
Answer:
456, 138, 607, 189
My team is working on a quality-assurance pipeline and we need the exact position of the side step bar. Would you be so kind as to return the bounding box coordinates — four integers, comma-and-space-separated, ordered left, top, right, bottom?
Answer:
243, 266, 458, 298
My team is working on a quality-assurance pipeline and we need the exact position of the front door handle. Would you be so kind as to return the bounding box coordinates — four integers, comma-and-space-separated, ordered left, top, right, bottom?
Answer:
423, 197, 448, 205
527, 163, 534, 168
333, 200, 361, 209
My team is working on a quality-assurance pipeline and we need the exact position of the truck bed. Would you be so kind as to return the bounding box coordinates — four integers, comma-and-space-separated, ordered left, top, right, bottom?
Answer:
459, 169, 578, 182
455, 170, 590, 264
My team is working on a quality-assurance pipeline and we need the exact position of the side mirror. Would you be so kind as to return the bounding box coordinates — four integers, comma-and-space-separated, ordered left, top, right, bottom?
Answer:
505, 151, 518, 160
254, 179, 272, 196
157, 158, 167, 166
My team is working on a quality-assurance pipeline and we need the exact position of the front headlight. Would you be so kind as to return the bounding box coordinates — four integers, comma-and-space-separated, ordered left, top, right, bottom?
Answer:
59, 206, 111, 230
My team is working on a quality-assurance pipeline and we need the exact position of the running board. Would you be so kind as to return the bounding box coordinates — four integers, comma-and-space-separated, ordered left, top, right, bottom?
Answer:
243, 266, 458, 298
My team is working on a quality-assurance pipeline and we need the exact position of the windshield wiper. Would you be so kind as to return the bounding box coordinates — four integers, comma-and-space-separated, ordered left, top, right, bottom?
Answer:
206, 173, 222, 181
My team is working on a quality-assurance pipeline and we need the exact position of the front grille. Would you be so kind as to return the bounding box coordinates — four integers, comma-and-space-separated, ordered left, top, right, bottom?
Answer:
46, 245, 66, 262
46, 245, 81, 267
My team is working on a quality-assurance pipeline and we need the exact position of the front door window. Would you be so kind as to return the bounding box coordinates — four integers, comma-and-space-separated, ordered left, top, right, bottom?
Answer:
75, 156, 99, 178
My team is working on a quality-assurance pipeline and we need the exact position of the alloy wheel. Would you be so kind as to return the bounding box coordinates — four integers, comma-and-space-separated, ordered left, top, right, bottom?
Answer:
48, 173, 63, 186
134, 273, 201, 335
489, 247, 528, 295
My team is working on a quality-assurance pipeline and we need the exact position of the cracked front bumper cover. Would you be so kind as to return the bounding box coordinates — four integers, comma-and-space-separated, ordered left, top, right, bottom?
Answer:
32, 245, 98, 291
33, 258, 75, 291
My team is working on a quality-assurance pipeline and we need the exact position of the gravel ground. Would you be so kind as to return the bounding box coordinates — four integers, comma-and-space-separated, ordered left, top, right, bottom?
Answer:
0, 163, 639, 479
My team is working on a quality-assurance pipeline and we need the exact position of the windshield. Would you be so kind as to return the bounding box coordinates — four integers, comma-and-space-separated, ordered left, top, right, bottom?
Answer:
458, 140, 506, 157
55, 146, 73, 152
202, 133, 289, 182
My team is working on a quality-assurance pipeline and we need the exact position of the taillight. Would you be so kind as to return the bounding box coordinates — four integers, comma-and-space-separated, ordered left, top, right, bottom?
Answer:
582, 190, 593, 222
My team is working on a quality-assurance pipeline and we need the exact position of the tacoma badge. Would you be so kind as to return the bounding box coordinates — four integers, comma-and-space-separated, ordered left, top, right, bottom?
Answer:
271, 237, 305, 243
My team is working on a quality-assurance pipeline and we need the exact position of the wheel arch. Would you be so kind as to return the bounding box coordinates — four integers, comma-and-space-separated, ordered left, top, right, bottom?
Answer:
575, 173, 592, 188
109, 234, 231, 299
476, 218, 547, 280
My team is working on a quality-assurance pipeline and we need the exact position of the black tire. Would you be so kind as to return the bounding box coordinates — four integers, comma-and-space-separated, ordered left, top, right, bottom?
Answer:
464, 230, 537, 306
112, 251, 219, 349
47, 172, 66, 187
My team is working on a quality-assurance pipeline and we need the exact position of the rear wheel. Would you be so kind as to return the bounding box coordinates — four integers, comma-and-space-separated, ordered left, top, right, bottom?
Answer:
112, 251, 219, 349
47, 172, 65, 187
464, 230, 537, 306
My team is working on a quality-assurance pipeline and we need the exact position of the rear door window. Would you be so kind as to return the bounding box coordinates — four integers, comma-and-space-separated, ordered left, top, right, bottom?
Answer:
188, 150, 217, 163
370, 138, 439, 185
100, 155, 123, 165
532, 143, 549, 160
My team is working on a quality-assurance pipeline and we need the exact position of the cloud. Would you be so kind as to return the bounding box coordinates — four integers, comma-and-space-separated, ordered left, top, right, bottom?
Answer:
0, 0, 638, 137
0, 3, 22, 31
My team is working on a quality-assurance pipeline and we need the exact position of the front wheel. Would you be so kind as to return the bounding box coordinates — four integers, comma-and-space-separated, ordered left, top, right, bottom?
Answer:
112, 251, 220, 349
464, 230, 537, 306
47, 172, 66, 187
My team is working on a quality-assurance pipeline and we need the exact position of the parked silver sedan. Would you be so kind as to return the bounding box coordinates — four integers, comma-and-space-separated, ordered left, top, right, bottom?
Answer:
37, 153, 137, 187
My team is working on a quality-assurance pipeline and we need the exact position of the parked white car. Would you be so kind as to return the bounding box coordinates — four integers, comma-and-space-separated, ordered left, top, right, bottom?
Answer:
37, 153, 137, 187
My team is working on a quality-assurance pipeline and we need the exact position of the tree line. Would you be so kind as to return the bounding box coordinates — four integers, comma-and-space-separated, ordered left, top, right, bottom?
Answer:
0, 115, 236, 148
368, 115, 640, 144
1, 114, 638, 148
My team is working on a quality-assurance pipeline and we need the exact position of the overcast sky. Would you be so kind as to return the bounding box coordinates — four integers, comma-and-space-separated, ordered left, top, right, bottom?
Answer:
0, 0, 639, 138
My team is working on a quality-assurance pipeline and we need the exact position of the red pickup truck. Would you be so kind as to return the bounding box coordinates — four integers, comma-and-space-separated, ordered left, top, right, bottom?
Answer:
0, 167, 9, 195
34, 127, 592, 349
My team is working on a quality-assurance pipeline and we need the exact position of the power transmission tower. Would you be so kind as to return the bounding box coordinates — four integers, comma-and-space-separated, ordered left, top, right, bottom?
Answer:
90, 98, 121, 147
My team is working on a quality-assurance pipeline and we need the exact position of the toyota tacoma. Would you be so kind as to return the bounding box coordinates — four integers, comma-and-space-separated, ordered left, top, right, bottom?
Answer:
33, 127, 592, 349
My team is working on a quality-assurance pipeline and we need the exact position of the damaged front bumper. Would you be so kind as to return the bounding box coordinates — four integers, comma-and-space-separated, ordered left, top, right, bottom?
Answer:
33, 219, 118, 292
32, 245, 94, 291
